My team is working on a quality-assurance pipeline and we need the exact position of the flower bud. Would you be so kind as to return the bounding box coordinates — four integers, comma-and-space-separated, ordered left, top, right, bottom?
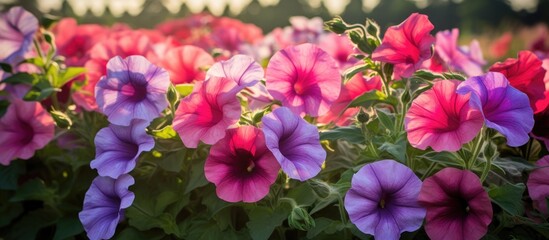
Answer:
49, 109, 72, 129
288, 207, 315, 231
324, 17, 347, 34
167, 84, 179, 106
307, 179, 333, 198
357, 110, 370, 123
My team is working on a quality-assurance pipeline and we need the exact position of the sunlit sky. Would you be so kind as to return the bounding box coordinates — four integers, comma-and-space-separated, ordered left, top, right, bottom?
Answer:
0, 0, 541, 16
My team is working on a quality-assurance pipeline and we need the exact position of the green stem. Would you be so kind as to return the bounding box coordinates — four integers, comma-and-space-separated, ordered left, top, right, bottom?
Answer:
480, 155, 493, 182
467, 128, 485, 170
361, 121, 379, 158
421, 162, 437, 180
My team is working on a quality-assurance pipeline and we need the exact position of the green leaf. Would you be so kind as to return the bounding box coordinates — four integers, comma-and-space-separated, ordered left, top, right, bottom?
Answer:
246, 205, 292, 240
412, 70, 444, 81
419, 151, 464, 168
53, 217, 84, 240
0, 62, 12, 72
56, 67, 85, 88
342, 64, 367, 83
157, 150, 186, 173
492, 157, 536, 176
348, 90, 397, 108
7, 207, 61, 240
0, 201, 23, 227
185, 158, 209, 193
175, 83, 194, 97
306, 218, 344, 239
150, 125, 178, 139
442, 72, 466, 81
375, 109, 394, 132
10, 178, 57, 205
379, 136, 407, 163
488, 183, 525, 216
0, 160, 25, 190
1, 72, 36, 84
320, 126, 364, 144
115, 227, 165, 240
0, 99, 9, 119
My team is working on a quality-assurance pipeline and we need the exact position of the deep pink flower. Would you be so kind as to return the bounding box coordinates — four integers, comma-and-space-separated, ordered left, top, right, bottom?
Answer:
405, 80, 484, 152
318, 33, 358, 69
372, 13, 435, 78
0, 99, 54, 165
0, 7, 38, 65
490, 32, 512, 59
206, 54, 264, 88
158, 45, 214, 84
419, 168, 493, 240
173, 76, 241, 148
204, 126, 280, 202
95, 55, 170, 126
52, 18, 107, 66
527, 155, 549, 215
266, 43, 341, 117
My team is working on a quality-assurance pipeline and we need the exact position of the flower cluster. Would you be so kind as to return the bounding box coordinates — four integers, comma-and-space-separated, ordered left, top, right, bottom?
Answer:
3, 5, 549, 240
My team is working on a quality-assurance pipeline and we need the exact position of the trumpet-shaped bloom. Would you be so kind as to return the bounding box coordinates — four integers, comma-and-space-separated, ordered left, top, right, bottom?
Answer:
0, 99, 54, 165
0, 7, 38, 65
262, 107, 325, 181
435, 29, 485, 76
206, 54, 263, 88
345, 160, 426, 240
527, 156, 549, 215
79, 174, 135, 240
266, 43, 341, 117
173, 76, 241, 148
91, 120, 154, 178
371, 13, 435, 78
418, 168, 493, 240
159, 45, 214, 84
457, 72, 534, 146
205, 126, 280, 202
489, 51, 548, 113
95, 55, 170, 126
405, 80, 484, 152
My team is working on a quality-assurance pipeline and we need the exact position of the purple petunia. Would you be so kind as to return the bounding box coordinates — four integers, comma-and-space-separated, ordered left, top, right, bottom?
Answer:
95, 55, 171, 126
457, 72, 534, 146
90, 120, 154, 178
344, 160, 426, 240
79, 174, 135, 240
261, 107, 325, 181
206, 54, 264, 89
0, 7, 38, 65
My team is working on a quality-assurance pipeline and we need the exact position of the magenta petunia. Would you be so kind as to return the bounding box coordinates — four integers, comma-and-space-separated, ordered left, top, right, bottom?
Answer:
418, 168, 493, 240
435, 28, 485, 76
405, 80, 484, 152
262, 107, 325, 181
206, 54, 264, 88
79, 174, 135, 240
265, 43, 341, 117
371, 13, 435, 78
0, 99, 54, 165
95, 55, 171, 126
159, 45, 214, 84
90, 120, 154, 178
345, 160, 426, 240
457, 72, 534, 146
527, 155, 549, 215
204, 126, 280, 202
0, 7, 38, 65
173, 76, 241, 148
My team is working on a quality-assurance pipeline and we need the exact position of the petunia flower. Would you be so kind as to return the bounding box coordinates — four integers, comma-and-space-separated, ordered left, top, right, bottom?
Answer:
435, 28, 486, 77
344, 160, 426, 240
79, 174, 135, 240
52, 18, 107, 66
206, 54, 263, 89
159, 45, 214, 84
261, 107, 325, 181
371, 13, 435, 78
204, 126, 280, 202
173, 76, 241, 148
0, 99, 54, 165
318, 33, 358, 69
457, 72, 534, 146
266, 43, 341, 117
405, 80, 484, 152
0, 7, 38, 65
527, 155, 549, 215
95, 55, 171, 126
418, 168, 493, 240
489, 50, 548, 113
90, 120, 154, 178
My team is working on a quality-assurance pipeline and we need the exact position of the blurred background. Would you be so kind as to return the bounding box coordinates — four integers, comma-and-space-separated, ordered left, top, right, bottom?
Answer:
1, 0, 548, 60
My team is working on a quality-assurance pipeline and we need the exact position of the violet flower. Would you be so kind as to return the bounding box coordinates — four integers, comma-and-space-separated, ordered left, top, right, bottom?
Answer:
457, 72, 534, 146
79, 174, 135, 240
261, 107, 325, 181
90, 120, 154, 178
206, 54, 264, 89
0, 7, 38, 65
95, 55, 170, 126
344, 160, 426, 240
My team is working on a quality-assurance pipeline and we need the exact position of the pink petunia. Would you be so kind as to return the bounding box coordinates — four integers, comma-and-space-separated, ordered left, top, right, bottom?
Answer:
206, 54, 264, 88
0, 99, 54, 165
372, 13, 435, 78
204, 126, 280, 202
158, 45, 214, 84
266, 43, 341, 117
52, 18, 107, 66
172, 76, 241, 148
435, 29, 486, 77
318, 33, 358, 69
405, 80, 484, 152
527, 155, 549, 215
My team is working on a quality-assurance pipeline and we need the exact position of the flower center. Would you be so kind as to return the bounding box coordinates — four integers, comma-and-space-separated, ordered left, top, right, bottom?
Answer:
121, 82, 148, 102
235, 149, 256, 174
17, 121, 35, 145
379, 199, 386, 209
378, 193, 390, 209
294, 82, 305, 95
